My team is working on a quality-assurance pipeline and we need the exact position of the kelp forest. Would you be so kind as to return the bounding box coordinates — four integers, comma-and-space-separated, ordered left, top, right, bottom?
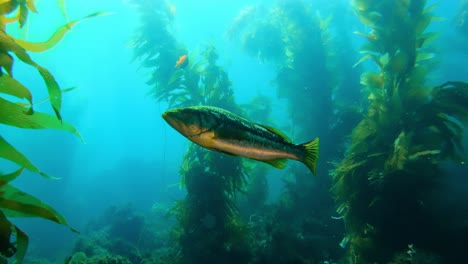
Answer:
1, 0, 468, 263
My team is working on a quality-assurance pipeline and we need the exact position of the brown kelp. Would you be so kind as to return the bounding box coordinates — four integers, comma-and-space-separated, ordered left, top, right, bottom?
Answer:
228, 1, 360, 262
167, 46, 251, 264
132, 1, 251, 262
332, 0, 468, 262
130, 0, 181, 101
0, 1, 102, 263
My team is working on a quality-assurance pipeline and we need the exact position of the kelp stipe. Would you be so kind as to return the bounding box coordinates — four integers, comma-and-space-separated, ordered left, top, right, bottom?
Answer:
0, 1, 102, 262
227, 1, 360, 262
133, 2, 252, 261
169, 47, 252, 264
332, 0, 468, 262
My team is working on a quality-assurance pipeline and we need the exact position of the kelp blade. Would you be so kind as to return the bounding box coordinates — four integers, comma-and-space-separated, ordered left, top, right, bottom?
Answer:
0, 135, 53, 179
0, 96, 82, 139
0, 75, 33, 112
0, 29, 62, 119
0, 183, 77, 232
13, 225, 28, 264
0, 167, 24, 186
14, 12, 112, 53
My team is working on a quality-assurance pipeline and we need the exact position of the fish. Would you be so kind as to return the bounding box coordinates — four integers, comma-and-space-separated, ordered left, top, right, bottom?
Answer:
162, 106, 319, 175
175, 54, 188, 69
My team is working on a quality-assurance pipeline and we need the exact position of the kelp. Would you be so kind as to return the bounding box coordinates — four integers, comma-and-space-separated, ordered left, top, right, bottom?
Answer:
0, 1, 101, 262
332, 0, 468, 262
174, 106, 250, 262
228, 1, 355, 262
0, 168, 77, 263
133, 1, 251, 263
166, 46, 250, 264
13, 12, 111, 53
131, 0, 181, 100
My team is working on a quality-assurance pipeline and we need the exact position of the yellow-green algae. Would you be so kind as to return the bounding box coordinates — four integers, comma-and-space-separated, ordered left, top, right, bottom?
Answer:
332, 0, 468, 262
0, 1, 102, 263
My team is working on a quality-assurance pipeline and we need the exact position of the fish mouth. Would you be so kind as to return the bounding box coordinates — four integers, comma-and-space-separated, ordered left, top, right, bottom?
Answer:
162, 111, 176, 125
162, 110, 183, 131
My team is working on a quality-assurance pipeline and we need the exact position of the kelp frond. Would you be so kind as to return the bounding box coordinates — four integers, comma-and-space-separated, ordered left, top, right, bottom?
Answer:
0, 168, 76, 263
333, 1, 468, 262
14, 12, 111, 53
134, 2, 249, 259
0, 1, 102, 262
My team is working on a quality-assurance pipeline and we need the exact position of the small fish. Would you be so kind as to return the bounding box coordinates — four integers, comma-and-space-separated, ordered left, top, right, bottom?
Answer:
175, 54, 188, 69
162, 106, 319, 175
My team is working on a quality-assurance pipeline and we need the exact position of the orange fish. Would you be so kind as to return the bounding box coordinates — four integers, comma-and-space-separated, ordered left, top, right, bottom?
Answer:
175, 54, 188, 69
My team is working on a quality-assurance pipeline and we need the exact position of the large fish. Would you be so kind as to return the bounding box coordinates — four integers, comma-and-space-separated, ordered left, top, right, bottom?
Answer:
162, 106, 319, 175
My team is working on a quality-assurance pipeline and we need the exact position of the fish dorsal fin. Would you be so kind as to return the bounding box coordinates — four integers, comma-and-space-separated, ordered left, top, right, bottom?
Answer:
261, 158, 288, 169
259, 124, 292, 143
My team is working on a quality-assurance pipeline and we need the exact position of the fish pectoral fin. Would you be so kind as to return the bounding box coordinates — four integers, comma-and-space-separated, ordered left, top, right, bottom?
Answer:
261, 158, 288, 169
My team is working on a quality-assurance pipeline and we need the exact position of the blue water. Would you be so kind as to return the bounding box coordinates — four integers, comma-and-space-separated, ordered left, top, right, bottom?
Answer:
1, 0, 467, 261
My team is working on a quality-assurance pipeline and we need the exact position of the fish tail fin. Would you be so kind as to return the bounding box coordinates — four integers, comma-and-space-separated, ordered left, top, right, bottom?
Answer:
301, 137, 319, 175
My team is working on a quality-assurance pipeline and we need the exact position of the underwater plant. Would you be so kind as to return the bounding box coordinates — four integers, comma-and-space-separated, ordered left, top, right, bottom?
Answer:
133, 1, 253, 262
228, 1, 359, 262
70, 203, 167, 263
164, 46, 252, 264
332, 0, 468, 262
130, 0, 182, 101
0, 1, 104, 263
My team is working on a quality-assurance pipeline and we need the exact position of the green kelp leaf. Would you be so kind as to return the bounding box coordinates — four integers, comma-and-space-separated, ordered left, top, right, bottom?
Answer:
354, 31, 377, 42
36, 65, 62, 119
14, 12, 111, 53
0, 184, 77, 233
167, 69, 184, 88
0, 29, 62, 119
17, 1, 28, 28
353, 54, 380, 68
0, 52, 13, 75
13, 225, 28, 264
13, 19, 78, 52
0, 204, 29, 263
0, 0, 18, 16
432, 82, 468, 123
0, 75, 33, 113
0, 135, 53, 179
415, 13, 432, 36
25, 0, 38, 13
416, 52, 434, 63
422, 3, 438, 15
0, 168, 24, 186
417, 32, 439, 48
17, 87, 76, 109
360, 72, 383, 89
0, 96, 82, 140
0, 210, 28, 264
0, 210, 16, 259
